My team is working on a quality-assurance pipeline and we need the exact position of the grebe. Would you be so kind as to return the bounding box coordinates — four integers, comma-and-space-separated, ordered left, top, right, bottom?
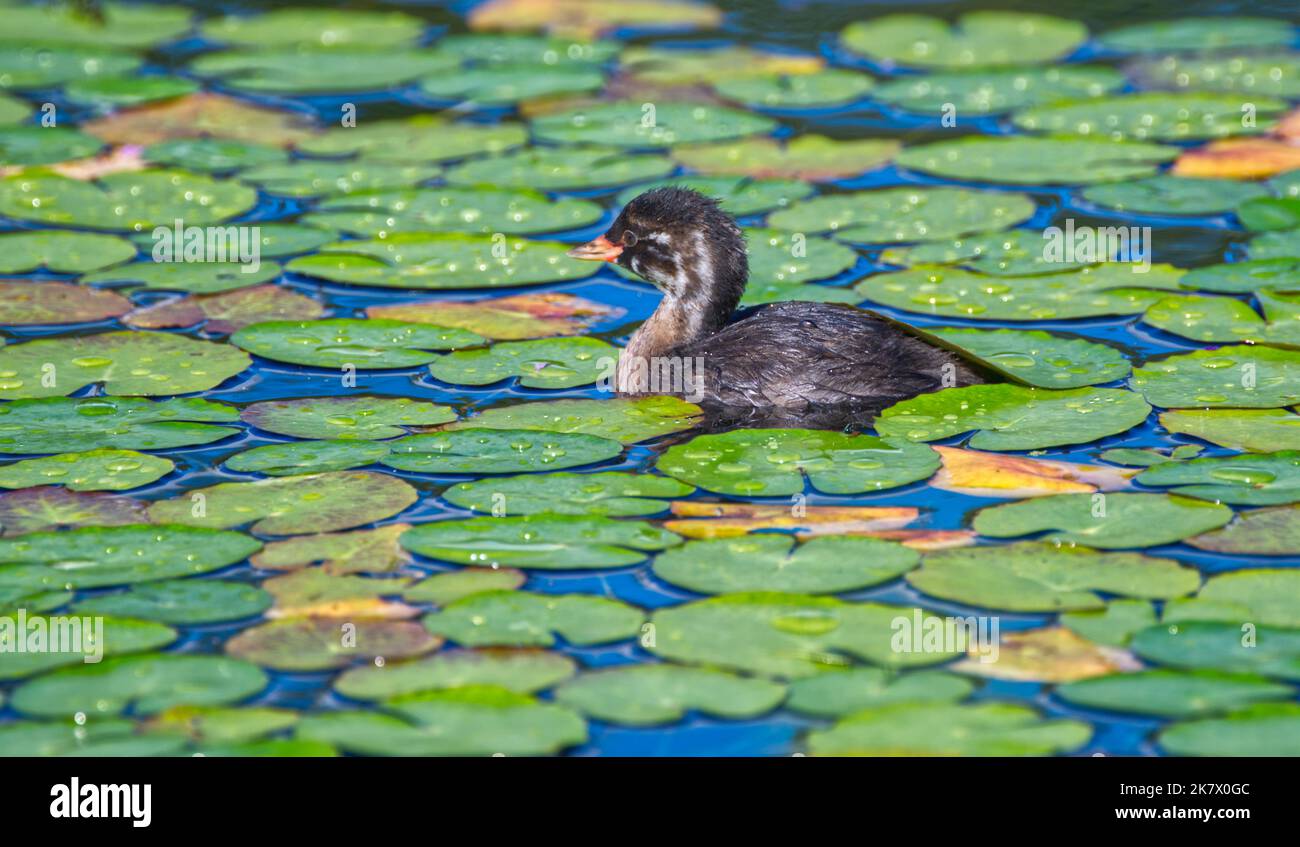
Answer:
567, 187, 984, 424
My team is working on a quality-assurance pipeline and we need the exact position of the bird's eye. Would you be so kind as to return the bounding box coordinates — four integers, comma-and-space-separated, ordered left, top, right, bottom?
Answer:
621, 231, 638, 247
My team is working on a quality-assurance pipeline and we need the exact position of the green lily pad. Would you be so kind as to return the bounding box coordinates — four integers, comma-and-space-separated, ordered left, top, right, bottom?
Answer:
649, 593, 960, 678
874, 66, 1124, 115
226, 618, 440, 671
190, 49, 457, 93
616, 176, 814, 216
1238, 196, 1300, 233
1135, 53, 1300, 98
442, 395, 701, 444
1249, 229, 1300, 261
0, 719, 187, 756
0, 525, 260, 590
786, 668, 973, 717
768, 186, 1034, 243
1187, 504, 1300, 555
1082, 176, 1270, 216
928, 328, 1131, 388
0, 396, 239, 454
81, 262, 281, 294
1012, 92, 1283, 141
305, 187, 602, 236
442, 471, 690, 517
0, 230, 135, 274
1161, 408, 1300, 452
654, 535, 919, 595
1166, 569, 1300, 629
286, 233, 598, 290
0, 616, 176, 681
739, 280, 860, 307
0, 91, 28, 123
1133, 621, 1300, 680
745, 228, 859, 284
0, 330, 250, 399
63, 75, 199, 107
972, 492, 1233, 549
879, 230, 1095, 277
142, 705, 300, 745
335, 648, 575, 700
299, 687, 585, 755
856, 263, 1187, 321
1136, 451, 1300, 505
1160, 703, 1300, 756
239, 160, 441, 198
381, 429, 622, 474
673, 135, 898, 181
143, 138, 288, 174
0, 44, 140, 89
72, 579, 271, 625
428, 337, 616, 388
297, 116, 526, 163
147, 471, 416, 535
422, 590, 644, 647
1098, 445, 1203, 467
401, 514, 680, 569
0, 2, 193, 48
252, 224, 340, 258
1061, 599, 1157, 648
437, 34, 620, 66
0, 126, 102, 166
252, 525, 412, 575
445, 145, 674, 191
421, 65, 604, 106
555, 664, 785, 726
0, 487, 148, 536
1180, 259, 1300, 294
200, 8, 426, 48
619, 44, 822, 86
896, 136, 1178, 185
807, 702, 1091, 756
841, 12, 1087, 69
907, 542, 1199, 612
10, 654, 267, 717
225, 440, 391, 476
402, 569, 525, 604
0, 280, 130, 325
876, 385, 1152, 451
1098, 17, 1295, 53
656, 429, 939, 496
0, 449, 172, 491
1132, 345, 1300, 409
532, 101, 776, 148
714, 69, 874, 108
232, 319, 483, 369
241, 395, 455, 441
0, 170, 257, 231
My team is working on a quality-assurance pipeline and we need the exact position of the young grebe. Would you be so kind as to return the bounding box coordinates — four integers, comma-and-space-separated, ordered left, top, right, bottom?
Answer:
567, 187, 984, 423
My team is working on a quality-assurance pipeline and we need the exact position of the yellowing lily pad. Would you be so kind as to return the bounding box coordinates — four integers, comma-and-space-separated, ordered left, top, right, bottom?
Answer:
251, 525, 412, 575
0, 487, 148, 536
1187, 504, 1300, 555
124, 285, 325, 334
226, 617, 439, 671
0, 280, 130, 325
366, 292, 621, 341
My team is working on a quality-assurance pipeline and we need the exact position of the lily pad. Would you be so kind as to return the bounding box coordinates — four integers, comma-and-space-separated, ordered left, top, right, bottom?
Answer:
200, 8, 427, 48
744, 228, 860, 285
649, 593, 959, 677
143, 138, 288, 174
876, 385, 1152, 451
297, 116, 526, 163
226, 618, 439, 671
251, 525, 412, 575
1180, 258, 1300, 294
1187, 504, 1300, 555
81, 262, 280, 294
147, 472, 416, 535
0, 170, 257, 231
421, 65, 604, 106
441, 395, 701, 444
1135, 52, 1300, 99
73, 579, 271, 625
657, 428, 939, 496
10, 654, 268, 717
1136, 451, 1300, 505
428, 337, 616, 389
401, 514, 680, 569
0, 126, 102, 166
1133, 621, 1300, 680
445, 145, 674, 191
531, 101, 776, 148
367, 292, 621, 341
1249, 229, 1300, 261
786, 668, 973, 717
467, 0, 722, 38
907, 542, 1199, 612
1131, 345, 1300, 409
190, 49, 458, 94
442, 471, 690, 517
238, 160, 440, 198
1082, 175, 1270, 216
841, 12, 1087, 69
422, 590, 644, 646
225, 440, 391, 476
1160, 408, 1300, 452
0, 487, 148, 536
1166, 569, 1300, 629
856, 263, 1187, 321
0, 396, 239, 454
617, 176, 813, 217
286, 233, 598, 290
807, 701, 1091, 756
381, 429, 622, 474
556, 664, 785, 726
875, 66, 1124, 115
63, 75, 199, 108
0, 2, 193, 49
0, 616, 176, 680
1012, 93, 1283, 141
674, 135, 898, 181
305, 187, 602, 236
1160, 703, 1300, 756
972, 492, 1233, 548
241, 396, 455, 441
928, 328, 1131, 388
654, 535, 919, 595
402, 569, 525, 605
141, 705, 300, 745
232, 319, 482, 369
0, 44, 140, 89
0, 231, 136, 274
437, 34, 620, 66
768, 186, 1033, 244
0, 281, 131, 326
896, 137, 1178, 185
124, 285, 326, 334
0, 330, 250, 399
335, 648, 574, 700
1099, 17, 1295, 53
879, 230, 1095, 277
82, 92, 315, 148
714, 69, 874, 109
1061, 599, 1157, 648
619, 44, 821, 86
0, 449, 171, 492
0, 719, 186, 756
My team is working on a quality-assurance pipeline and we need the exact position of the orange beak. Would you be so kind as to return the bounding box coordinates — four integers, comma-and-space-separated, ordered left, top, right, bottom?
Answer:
566, 235, 623, 262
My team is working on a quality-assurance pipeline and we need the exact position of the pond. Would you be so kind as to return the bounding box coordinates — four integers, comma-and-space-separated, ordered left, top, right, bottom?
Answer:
0, 0, 1299, 757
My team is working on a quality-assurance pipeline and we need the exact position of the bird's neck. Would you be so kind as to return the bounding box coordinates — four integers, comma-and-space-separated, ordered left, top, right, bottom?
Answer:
618, 280, 741, 394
